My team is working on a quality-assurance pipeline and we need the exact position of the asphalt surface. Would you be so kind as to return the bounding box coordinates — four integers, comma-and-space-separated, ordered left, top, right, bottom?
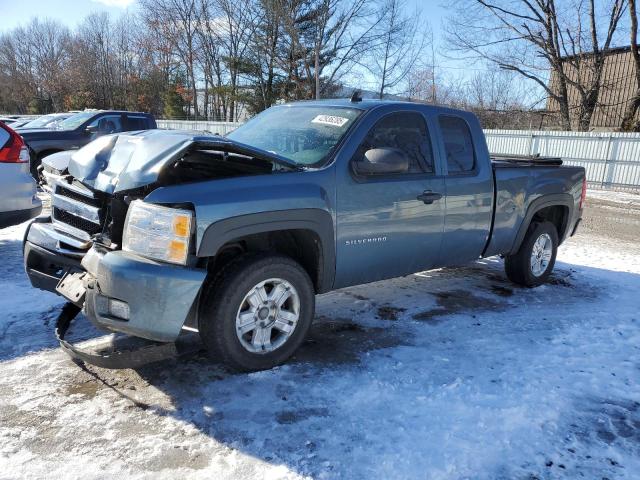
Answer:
580, 194, 640, 245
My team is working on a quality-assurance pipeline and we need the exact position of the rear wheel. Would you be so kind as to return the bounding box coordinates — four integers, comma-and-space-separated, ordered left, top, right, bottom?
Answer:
505, 221, 558, 287
199, 254, 315, 371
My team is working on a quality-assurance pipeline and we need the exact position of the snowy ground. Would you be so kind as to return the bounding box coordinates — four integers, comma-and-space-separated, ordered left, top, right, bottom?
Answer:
1, 191, 639, 480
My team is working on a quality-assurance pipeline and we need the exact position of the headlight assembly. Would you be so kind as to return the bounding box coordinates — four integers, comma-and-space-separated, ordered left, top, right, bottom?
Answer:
122, 200, 194, 265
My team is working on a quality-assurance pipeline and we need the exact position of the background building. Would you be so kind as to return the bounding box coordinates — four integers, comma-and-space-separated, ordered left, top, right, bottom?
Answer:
547, 46, 637, 131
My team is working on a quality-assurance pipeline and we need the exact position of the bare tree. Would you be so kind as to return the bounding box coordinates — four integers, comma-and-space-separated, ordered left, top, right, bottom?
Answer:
277, 0, 385, 99
141, 0, 201, 118
241, 0, 284, 113
215, 0, 257, 121
23, 18, 71, 111
367, 0, 429, 99
444, 0, 625, 131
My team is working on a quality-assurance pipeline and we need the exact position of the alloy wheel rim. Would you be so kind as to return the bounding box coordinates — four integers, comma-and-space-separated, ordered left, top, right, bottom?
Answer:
530, 233, 553, 277
235, 278, 300, 354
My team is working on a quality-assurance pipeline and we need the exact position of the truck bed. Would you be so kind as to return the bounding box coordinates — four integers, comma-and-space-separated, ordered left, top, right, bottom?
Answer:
491, 154, 563, 166
484, 159, 584, 258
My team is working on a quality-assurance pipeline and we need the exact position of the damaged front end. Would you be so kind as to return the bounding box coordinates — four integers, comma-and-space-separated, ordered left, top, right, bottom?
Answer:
25, 130, 297, 368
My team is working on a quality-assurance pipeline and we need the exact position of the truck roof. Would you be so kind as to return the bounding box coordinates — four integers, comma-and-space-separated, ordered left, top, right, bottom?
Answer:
96, 110, 153, 116
280, 98, 475, 117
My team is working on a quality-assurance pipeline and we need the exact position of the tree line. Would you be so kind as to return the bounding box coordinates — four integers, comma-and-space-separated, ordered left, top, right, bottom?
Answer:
0, 0, 637, 131
0, 0, 433, 121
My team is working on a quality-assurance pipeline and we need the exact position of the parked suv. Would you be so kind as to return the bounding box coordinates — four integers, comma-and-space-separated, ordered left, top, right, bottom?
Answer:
19, 110, 156, 178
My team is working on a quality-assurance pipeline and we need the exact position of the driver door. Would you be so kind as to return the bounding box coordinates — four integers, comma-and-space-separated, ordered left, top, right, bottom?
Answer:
334, 111, 446, 288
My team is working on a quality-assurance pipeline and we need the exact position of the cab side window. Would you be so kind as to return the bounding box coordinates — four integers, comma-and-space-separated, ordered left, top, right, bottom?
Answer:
439, 115, 475, 173
126, 116, 149, 131
356, 112, 434, 174
88, 115, 123, 135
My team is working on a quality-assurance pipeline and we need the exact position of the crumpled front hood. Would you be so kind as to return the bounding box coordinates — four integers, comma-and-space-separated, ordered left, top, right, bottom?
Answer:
66, 129, 300, 195
68, 130, 199, 194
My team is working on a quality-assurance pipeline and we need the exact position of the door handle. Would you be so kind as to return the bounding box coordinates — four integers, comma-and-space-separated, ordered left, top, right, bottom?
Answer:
417, 191, 442, 204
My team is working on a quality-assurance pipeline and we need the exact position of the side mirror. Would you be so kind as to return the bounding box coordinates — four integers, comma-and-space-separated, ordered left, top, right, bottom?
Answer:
85, 125, 98, 135
354, 147, 408, 175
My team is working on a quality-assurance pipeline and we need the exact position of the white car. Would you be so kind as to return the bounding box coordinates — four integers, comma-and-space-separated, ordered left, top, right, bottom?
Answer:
0, 122, 41, 228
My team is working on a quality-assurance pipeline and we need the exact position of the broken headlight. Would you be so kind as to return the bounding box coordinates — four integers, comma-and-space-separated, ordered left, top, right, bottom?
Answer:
122, 200, 193, 265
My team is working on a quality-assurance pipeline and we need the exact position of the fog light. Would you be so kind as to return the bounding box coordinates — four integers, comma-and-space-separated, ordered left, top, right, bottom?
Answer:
108, 298, 130, 320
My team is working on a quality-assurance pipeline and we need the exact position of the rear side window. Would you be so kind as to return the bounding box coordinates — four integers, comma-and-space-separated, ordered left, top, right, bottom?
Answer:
126, 116, 149, 131
439, 115, 475, 173
0, 125, 9, 148
359, 112, 434, 173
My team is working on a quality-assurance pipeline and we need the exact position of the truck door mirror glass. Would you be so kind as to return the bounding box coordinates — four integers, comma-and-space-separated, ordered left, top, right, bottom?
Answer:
355, 147, 409, 175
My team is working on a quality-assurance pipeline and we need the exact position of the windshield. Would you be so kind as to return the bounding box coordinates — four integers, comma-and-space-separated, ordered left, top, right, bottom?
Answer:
56, 112, 96, 130
227, 105, 362, 166
21, 114, 63, 129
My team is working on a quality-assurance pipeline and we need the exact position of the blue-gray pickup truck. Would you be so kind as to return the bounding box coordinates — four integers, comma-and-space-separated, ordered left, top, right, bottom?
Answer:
23, 99, 586, 371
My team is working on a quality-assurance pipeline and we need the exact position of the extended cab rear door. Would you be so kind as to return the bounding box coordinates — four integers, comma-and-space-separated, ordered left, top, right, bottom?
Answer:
435, 113, 494, 265
334, 108, 446, 288
125, 114, 155, 131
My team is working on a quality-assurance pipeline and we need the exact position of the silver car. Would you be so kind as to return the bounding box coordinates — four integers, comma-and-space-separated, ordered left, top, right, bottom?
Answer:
0, 122, 41, 228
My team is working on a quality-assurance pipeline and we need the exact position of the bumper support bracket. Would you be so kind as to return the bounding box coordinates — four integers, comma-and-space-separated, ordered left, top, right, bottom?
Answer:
54, 302, 182, 369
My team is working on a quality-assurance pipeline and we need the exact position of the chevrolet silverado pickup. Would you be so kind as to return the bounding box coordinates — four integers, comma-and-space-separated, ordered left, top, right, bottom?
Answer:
23, 99, 586, 371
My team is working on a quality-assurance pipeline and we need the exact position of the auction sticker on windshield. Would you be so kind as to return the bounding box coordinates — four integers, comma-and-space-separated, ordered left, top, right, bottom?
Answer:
311, 114, 350, 127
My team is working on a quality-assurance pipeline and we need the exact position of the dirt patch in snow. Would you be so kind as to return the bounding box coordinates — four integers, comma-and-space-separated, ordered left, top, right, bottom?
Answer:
376, 305, 406, 321
490, 285, 514, 297
292, 316, 403, 365
412, 290, 503, 324
276, 407, 330, 425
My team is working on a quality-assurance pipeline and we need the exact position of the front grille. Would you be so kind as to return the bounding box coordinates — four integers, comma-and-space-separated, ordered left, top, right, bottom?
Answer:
53, 207, 102, 235
51, 181, 105, 241
56, 185, 101, 207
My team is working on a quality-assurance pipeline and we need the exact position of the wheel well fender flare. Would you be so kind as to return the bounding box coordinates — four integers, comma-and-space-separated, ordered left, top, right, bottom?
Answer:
509, 193, 574, 255
197, 208, 335, 292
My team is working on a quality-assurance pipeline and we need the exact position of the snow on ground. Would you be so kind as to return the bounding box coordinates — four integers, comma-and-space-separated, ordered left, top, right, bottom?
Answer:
1, 195, 639, 480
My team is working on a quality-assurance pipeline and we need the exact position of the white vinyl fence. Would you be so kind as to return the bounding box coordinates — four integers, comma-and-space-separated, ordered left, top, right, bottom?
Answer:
156, 120, 640, 192
156, 119, 241, 135
485, 130, 640, 192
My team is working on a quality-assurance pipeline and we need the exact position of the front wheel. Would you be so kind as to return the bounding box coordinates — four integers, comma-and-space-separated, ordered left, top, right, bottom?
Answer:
504, 221, 558, 287
199, 254, 315, 371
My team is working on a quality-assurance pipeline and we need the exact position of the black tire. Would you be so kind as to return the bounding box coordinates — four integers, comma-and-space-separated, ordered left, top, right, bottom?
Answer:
504, 221, 559, 287
30, 153, 41, 180
198, 253, 315, 372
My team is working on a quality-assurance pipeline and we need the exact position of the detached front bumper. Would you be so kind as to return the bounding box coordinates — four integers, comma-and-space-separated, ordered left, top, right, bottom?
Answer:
24, 221, 207, 342
81, 248, 206, 342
